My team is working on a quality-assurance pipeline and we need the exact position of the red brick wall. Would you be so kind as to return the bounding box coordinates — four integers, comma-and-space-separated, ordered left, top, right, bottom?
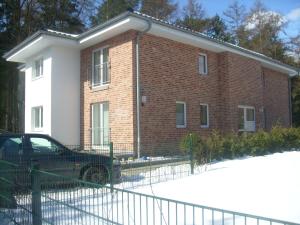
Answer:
80, 31, 291, 154
221, 52, 265, 133
80, 31, 136, 147
139, 34, 221, 153
263, 67, 290, 130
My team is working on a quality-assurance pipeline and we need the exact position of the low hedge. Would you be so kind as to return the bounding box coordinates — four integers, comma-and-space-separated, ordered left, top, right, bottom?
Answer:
180, 126, 300, 164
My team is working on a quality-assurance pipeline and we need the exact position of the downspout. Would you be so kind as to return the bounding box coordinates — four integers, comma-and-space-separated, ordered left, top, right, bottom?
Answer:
136, 19, 152, 158
288, 76, 292, 127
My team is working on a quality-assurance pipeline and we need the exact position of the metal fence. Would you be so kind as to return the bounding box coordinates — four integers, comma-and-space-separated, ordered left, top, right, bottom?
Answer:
0, 161, 298, 225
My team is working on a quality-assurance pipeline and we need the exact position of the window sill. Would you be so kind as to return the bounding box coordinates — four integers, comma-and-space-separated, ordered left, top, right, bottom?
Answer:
200, 125, 209, 128
91, 84, 109, 92
31, 128, 43, 132
32, 75, 43, 81
176, 125, 186, 129
238, 129, 255, 132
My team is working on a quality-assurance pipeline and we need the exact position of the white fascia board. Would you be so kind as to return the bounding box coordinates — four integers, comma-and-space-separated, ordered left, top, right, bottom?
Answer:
79, 18, 131, 44
7, 36, 43, 62
6, 36, 78, 63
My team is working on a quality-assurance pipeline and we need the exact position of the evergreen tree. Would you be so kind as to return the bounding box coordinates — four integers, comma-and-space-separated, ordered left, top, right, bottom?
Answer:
90, 0, 139, 25
176, 0, 207, 32
205, 14, 232, 42
140, 0, 178, 20
223, 0, 247, 44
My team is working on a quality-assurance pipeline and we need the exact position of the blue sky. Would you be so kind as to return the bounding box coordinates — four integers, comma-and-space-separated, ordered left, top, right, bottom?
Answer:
177, 0, 300, 38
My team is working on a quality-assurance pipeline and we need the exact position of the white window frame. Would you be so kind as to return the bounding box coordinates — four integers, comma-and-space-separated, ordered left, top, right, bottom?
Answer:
31, 106, 43, 131
200, 103, 209, 128
238, 105, 256, 132
32, 58, 43, 80
91, 102, 109, 147
176, 101, 187, 128
92, 46, 109, 88
198, 53, 208, 75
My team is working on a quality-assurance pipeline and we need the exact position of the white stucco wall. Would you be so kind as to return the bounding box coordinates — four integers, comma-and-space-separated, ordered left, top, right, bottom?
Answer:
51, 47, 80, 146
24, 49, 52, 135
24, 46, 80, 146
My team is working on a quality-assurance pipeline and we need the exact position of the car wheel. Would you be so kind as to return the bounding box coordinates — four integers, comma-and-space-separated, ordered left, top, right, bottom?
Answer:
83, 167, 108, 185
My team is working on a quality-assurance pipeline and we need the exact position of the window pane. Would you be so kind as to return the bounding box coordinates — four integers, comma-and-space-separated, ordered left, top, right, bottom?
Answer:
92, 104, 101, 145
32, 106, 43, 130
176, 103, 185, 126
103, 48, 109, 63
246, 108, 255, 121
199, 55, 207, 74
238, 108, 245, 130
200, 105, 208, 126
103, 103, 109, 144
93, 51, 101, 86
30, 137, 58, 153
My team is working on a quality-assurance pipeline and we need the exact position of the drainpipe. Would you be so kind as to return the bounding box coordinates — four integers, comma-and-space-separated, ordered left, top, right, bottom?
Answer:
288, 76, 292, 127
289, 68, 300, 127
136, 19, 152, 158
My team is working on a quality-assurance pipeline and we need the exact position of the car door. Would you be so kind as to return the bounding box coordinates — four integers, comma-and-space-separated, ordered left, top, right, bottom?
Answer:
26, 135, 77, 178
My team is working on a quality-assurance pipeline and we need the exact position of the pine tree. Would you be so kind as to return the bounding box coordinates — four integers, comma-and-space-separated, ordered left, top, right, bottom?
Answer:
223, 0, 247, 44
176, 0, 207, 32
205, 15, 232, 42
90, 0, 139, 25
140, 0, 178, 20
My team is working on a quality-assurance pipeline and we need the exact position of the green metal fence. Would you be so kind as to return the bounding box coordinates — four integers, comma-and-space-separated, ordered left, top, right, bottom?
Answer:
0, 160, 299, 225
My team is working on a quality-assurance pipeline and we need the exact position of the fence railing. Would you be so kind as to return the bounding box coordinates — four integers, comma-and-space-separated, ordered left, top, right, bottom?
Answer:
0, 162, 298, 225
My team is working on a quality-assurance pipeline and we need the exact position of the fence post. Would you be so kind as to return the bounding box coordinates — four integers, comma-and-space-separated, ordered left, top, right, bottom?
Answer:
31, 163, 42, 225
189, 133, 194, 175
109, 142, 114, 193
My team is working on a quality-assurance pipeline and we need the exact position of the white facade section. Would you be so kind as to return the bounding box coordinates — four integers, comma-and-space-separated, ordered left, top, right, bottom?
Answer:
24, 47, 80, 146
51, 47, 80, 146
25, 48, 52, 136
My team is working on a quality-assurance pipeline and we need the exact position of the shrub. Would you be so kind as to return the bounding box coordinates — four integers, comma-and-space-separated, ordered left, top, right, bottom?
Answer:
180, 126, 300, 165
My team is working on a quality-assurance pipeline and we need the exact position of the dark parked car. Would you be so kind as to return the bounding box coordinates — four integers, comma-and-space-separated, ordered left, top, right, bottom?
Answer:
0, 133, 121, 185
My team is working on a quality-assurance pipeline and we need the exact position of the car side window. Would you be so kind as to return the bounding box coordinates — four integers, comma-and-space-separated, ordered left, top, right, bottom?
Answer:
30, 137, 60, 154
0, 137, 22, 155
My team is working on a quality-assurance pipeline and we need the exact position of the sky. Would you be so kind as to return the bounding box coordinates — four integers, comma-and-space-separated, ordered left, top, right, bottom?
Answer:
177, 0, 300, 38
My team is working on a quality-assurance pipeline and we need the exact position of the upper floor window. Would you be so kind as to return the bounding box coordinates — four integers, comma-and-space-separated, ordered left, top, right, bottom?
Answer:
31, 106, 43, 131
199, 53, 208, 75
33, 58, 43, 79
92, 47, 110, 87
176, 101, 186, 128
238, 106, 255, 132
200, 104, 209, 128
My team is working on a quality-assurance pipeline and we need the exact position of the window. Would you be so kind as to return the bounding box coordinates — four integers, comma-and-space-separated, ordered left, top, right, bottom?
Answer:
31, 106, 43, 130
238, 106, 255, 132
200, 104, 209, 128
0, 137, 22, 155
30, 137, 61, 154
199, 54, 208, 75
176, 102, 186, 128
92, 47, 109, 87
33, 58, 43, 79
92, 102, 109, 146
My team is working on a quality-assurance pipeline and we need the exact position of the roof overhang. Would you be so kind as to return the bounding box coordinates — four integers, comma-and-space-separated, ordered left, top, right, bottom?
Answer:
4, 31, 78, 63
3, 12, 298, 76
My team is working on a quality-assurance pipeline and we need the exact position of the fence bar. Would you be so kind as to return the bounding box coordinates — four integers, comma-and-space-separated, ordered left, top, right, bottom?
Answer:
31, 163, 42, 225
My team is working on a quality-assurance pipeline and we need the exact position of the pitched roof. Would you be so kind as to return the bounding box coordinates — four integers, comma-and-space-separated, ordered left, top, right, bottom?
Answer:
3, 11, 298, 76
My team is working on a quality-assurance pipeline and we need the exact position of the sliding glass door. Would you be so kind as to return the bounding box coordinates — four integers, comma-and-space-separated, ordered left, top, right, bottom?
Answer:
92, 102, 109, 146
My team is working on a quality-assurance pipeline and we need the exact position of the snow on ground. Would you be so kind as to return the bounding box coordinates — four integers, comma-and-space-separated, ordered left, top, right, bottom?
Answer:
135, 151, 300, 224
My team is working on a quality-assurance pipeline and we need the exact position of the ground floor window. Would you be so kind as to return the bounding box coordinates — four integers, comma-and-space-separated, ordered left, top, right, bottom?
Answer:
200, 104, 209, 128
31, 106, 43, 131
176, 101, 186, 128
238, 106, 255, 132
91, 102, 109, 146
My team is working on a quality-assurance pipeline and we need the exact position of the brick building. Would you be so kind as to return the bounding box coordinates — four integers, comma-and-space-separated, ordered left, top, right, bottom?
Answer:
4, 12, 297, 156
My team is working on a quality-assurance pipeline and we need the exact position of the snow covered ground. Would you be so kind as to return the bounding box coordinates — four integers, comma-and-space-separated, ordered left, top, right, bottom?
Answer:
135, 151, 300, 224
1, 151, 299, 225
